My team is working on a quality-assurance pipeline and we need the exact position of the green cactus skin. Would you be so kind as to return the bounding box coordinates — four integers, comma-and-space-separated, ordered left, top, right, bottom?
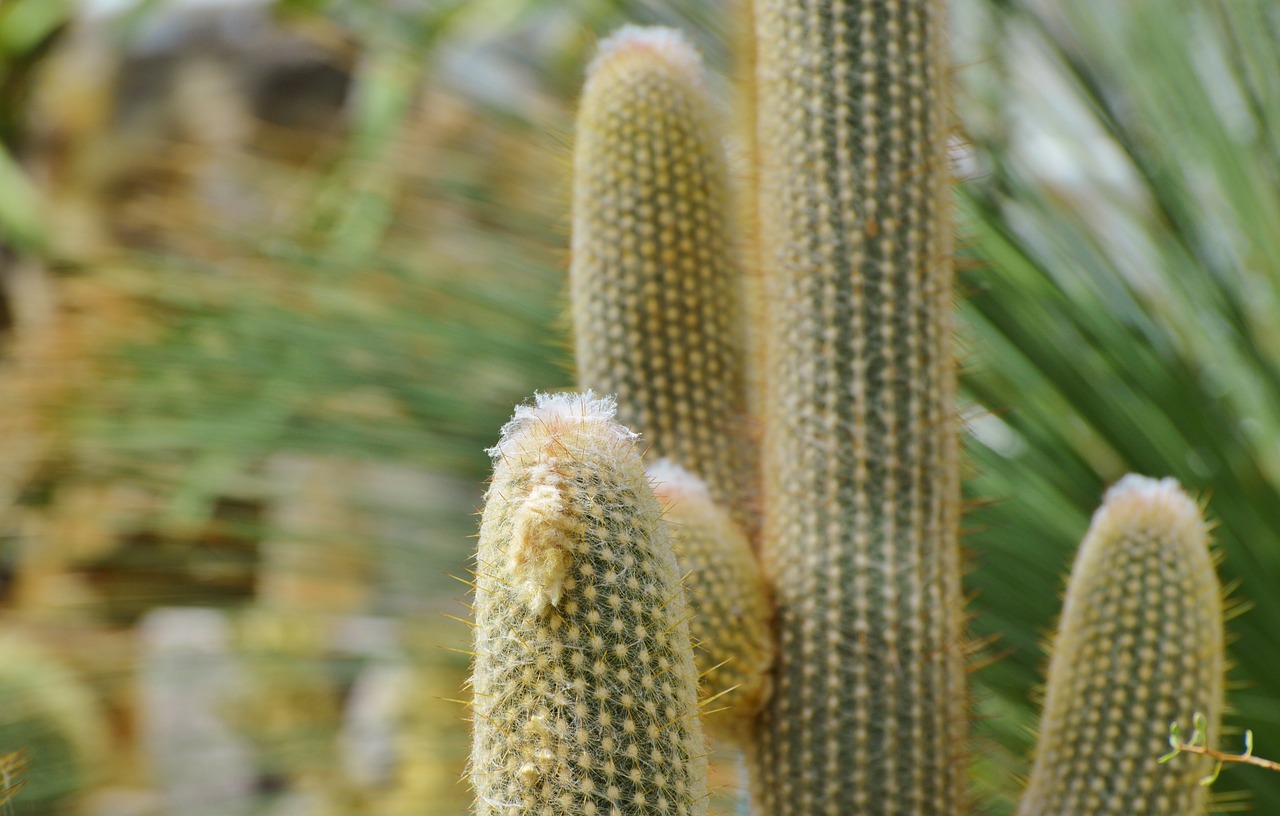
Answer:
1016, 475, 1223, 816
470, 392, 708, 816
648, 460, 773, 743
749, 1, 966, 815
570, 26, 756, 534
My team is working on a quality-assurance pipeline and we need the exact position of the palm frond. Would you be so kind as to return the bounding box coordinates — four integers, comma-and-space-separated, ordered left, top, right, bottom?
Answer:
958, 0, 1280, 809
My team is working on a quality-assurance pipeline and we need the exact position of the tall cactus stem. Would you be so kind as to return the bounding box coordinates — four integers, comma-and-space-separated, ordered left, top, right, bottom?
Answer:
570, 26, 756, 535
1016, 475, 1224, 816
470, 392, 708, 816
750, 1, 966, 814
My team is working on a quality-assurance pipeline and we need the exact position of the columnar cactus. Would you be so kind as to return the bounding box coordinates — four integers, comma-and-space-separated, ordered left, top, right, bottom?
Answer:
470, 3, 1230, 816
570, 26, 755, 533
568, 25, 772, 744
1017, 475, 1224, 816
470, 393, 708, 816
750, 1, 966, 814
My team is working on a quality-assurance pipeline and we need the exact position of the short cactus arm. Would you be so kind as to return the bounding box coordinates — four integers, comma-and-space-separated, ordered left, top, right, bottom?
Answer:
649, 460, 774, 742
749, 1, 966, 814
470, 393, 708, 816
1017, 475, 1224, 816
570, 26, 756, 533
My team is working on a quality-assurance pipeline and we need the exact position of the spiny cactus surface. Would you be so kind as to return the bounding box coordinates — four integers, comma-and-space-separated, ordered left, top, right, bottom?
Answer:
750, 1, 966, 814
649, 460, 772, 742
1017, 475, 1223, 816
470, 393, 707, 816
570, 26, 755, 532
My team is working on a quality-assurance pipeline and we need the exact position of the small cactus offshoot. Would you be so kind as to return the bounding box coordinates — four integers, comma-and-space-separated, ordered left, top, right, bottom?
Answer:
1016, 475, 1224, 816
649, 460, 772, 742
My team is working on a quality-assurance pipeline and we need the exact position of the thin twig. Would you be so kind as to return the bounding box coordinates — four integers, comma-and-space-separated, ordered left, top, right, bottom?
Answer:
1160, 713, 1280, 785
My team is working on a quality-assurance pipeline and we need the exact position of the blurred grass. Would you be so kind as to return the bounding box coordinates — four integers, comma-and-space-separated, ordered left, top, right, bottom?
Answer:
2, 0, 1279, 814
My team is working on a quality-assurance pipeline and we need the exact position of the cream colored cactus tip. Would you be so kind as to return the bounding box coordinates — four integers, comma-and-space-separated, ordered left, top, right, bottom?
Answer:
1089, 473, 1207, 540
585, 25, 706, 90
486, 392, 638, 615
486, 391, 636, 464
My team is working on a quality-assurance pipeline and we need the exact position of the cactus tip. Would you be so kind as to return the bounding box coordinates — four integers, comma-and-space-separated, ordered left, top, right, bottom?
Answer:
487, 391, 633, 464
488, 391, 637, 613
587, 25, 705, 88
1103, 473, 1183, 502
1093, 473, 1204, 539
648, 458, 713, 505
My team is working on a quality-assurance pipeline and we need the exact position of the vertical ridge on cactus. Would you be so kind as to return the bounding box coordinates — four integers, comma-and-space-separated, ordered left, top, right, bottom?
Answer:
570, 25, 756, 535
649, 460, 773, 743
470, 392, 708, 816
750, 1, 966, 814
1016, 475, 1224, 816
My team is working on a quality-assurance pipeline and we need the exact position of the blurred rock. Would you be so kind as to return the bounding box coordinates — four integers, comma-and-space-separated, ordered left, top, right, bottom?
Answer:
138, 607, 255, 816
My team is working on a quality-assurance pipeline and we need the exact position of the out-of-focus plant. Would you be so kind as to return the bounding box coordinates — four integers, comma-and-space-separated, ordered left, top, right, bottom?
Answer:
0, 0, 69, 254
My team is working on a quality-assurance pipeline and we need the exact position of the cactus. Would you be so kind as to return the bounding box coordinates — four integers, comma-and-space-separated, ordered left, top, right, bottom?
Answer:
570, 26, 755, 534
568, 24, 771, 746
1017, 475, 1223, 816
749, 1, 966, 814
470, 392, 708, 816
648, 460, 773, 741
470, 4, 1229, 816
0, 633, 108, 816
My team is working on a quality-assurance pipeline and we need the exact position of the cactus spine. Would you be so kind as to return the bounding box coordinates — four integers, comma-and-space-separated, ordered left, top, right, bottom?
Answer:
570, 26, 755, 533
649, 460, 773, 741
470, 393, 708, 816
750, 1, 966, 815
1016, 475, 1224, 816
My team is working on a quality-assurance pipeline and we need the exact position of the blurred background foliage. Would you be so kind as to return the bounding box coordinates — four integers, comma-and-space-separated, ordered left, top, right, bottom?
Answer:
0, 0, 1276, 814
